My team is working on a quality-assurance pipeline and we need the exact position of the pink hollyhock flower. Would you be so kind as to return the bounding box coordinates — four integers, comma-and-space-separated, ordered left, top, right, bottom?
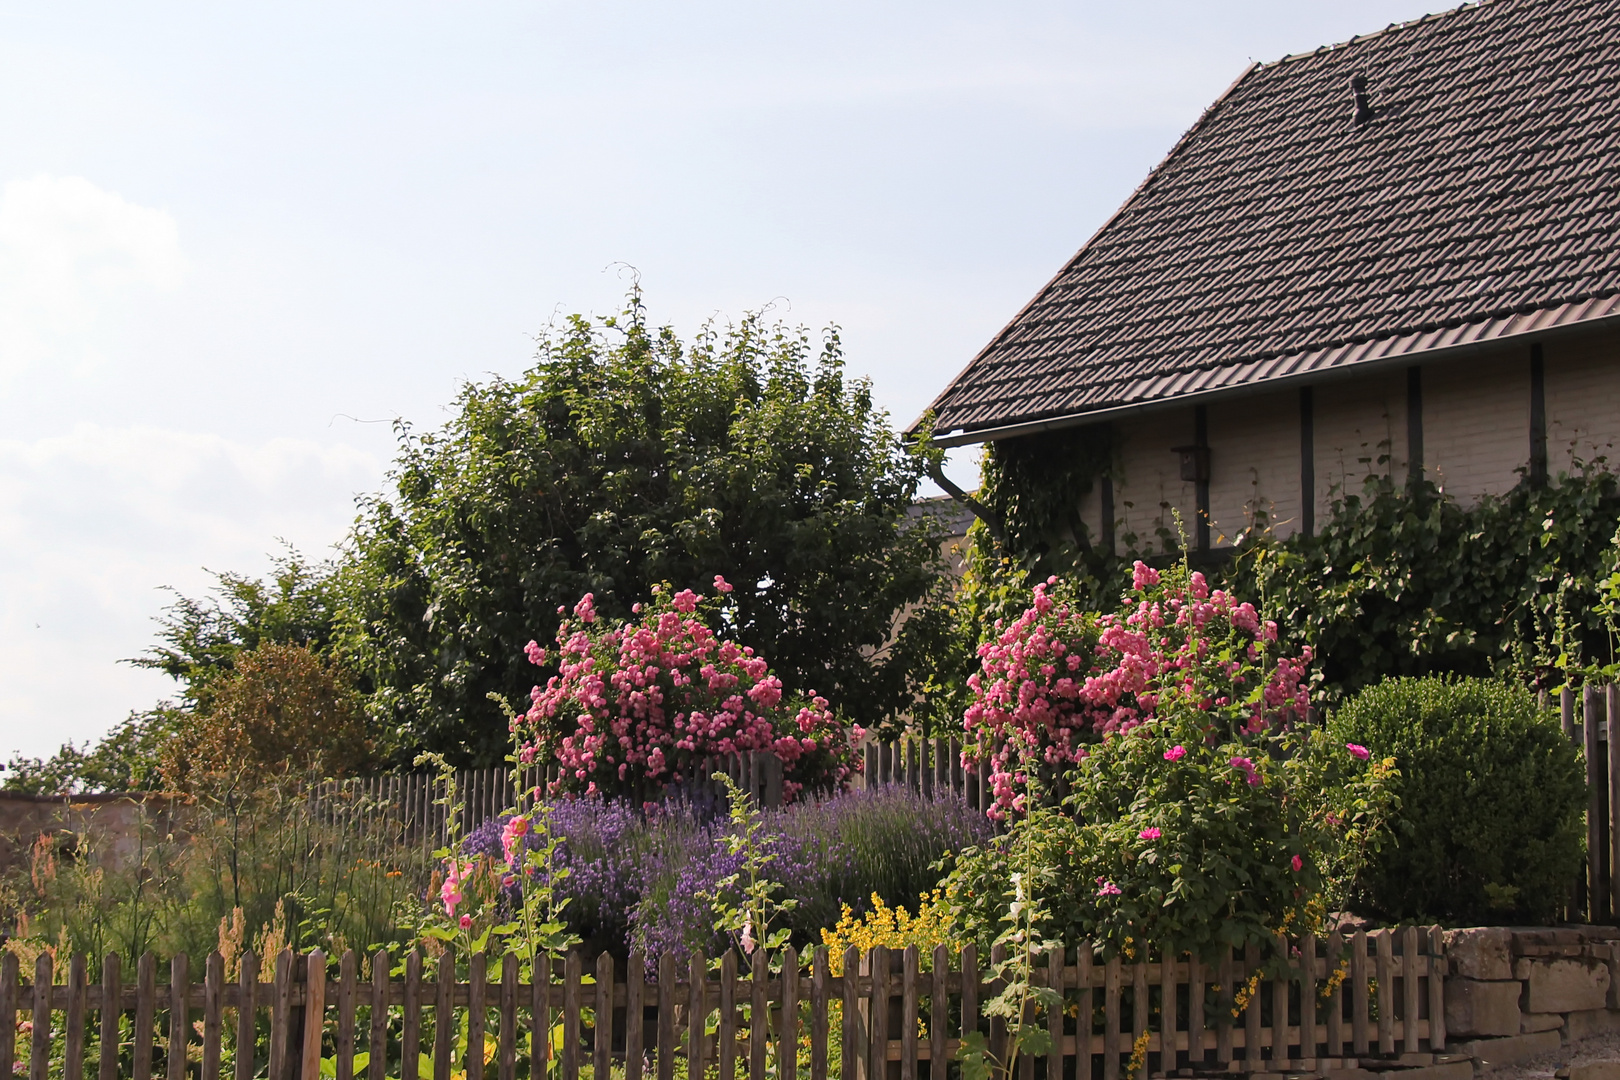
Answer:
740, 919, 756, 955
1163, 745, 1186, 761
1095, 878, 1122, 897
501, 815, 530, 864
1291, 855, 1303, 872
459, 914, 472, 930
1346, 742, 1370, 760
1138, 827, 1161, 840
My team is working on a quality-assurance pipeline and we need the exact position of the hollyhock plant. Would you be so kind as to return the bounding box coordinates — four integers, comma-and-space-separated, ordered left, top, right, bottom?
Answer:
520, 580, 861, 801
961, 560, 1313, 818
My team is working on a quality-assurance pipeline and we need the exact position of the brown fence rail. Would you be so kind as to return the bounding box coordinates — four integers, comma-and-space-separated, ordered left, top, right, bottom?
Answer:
6, 928, 1444, 1080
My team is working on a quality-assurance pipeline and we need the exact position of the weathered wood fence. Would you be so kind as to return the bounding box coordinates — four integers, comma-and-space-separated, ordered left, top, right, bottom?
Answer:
1562, 683, 1620, 923
308, 751, 792, 851
8, 927, 1445, 1080
862, 736, 992, 813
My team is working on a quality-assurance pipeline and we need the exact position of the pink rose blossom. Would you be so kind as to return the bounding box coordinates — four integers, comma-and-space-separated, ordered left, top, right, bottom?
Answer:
1095, 878, 1122, 897
1138, 827, 1161, 840
1163, 745, 1186, 761
1346, 743, 1370, 760
1291, 855, 1303, 872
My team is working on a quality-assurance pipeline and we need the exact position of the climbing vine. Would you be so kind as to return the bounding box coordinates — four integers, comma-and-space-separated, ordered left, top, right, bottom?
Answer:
913, 435, 1620, 720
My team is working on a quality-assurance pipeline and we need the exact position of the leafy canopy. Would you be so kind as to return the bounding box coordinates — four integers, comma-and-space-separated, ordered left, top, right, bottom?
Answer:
337, 289, 944, 764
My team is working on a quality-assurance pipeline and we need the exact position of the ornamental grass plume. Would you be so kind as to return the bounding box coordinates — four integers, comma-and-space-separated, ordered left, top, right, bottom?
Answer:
519, 582, 861, 801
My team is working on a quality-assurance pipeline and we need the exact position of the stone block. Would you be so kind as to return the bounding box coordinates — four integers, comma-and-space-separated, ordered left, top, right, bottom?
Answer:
1525, 958, 1613, 1013
1566, 1009, 1620, 1041
1446, 978, 1523, 1037
1563, 1063, 1620, 1080
1523, 1012, 1566, 1033
1446, 927, 1514, 980
1397, 1062, 1474, 1080
1454, 1030, 1562, 1068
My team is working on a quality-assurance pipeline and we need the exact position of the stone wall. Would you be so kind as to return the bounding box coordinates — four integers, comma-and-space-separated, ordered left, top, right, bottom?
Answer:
1444, 926, 1620, 1071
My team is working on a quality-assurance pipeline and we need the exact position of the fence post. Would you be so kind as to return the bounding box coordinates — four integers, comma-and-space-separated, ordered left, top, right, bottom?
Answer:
1587, 683, 1606, 921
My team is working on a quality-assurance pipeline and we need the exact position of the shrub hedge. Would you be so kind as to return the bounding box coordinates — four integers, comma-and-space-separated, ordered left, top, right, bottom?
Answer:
1329, 675, 1585, 924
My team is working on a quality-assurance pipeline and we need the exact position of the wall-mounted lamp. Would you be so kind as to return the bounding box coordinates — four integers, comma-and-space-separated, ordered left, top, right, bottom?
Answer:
1172, 444, 1211, 483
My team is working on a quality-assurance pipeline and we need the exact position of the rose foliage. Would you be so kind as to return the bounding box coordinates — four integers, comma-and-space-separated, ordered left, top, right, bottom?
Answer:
945, 563, 1397, 961
963, 560, 1310, 817
521, 580, 861, 801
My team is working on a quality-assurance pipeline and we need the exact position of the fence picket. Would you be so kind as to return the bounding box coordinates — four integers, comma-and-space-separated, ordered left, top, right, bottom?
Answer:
369, 951, 388, 1080
1428, 927, 1447, 1051
335, 951, 356, 1080
98, 953, 120, 1080
656, 952, 675, 1080
718, 952, 737, 1080
166, 954, 189, 1080
750, 947, 770, 1080
1046, 946, 1063, 1080
561, 952, 580, 1080
1243, 942, 1260, 1067
1351, 930, 1369, 1056
1325, 931, 1344, 1058
929, 945, 947, 1077
499, 955, 518, 1080
1271, 935, 1288, 1064
1299, 934, 1316, 1062
1375, 930, 1395, 1056
596, 953, 614, 1080
1187, 954, 1203, 1068
1103, 955, 1120, 1080
781, 946, 800, 1080
1075, 944, 1093, 1072
899, 946, 917, 1080
402, 951, 422, 1080
467, 953, 486, 1080
1132, 955, 1149, 1080
1587, 684, 1605, 921
626, 951, 646, 1080
1401, 926, 1420, 1055
33, 953, 52, 1080
842, 947, 863, 1080
203, 952, 223, 1080
62, 955, 85, 1080
688, 951, 706, 1080
302, 953, 326, 1080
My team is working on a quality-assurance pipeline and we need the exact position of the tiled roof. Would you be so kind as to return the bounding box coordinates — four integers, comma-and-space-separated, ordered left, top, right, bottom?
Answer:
922, 0, 1620, 444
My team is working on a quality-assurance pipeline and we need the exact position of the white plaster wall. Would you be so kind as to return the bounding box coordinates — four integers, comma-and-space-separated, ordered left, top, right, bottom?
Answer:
1207, 390, 1302, 543
1422, 351, 1529, 500
1545, 326, 1620, 474
1311, 368, 1408, 520
1111, 407, 1197, 554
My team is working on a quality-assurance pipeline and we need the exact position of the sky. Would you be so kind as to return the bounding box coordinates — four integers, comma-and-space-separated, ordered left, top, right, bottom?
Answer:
0, 0, 1438, 760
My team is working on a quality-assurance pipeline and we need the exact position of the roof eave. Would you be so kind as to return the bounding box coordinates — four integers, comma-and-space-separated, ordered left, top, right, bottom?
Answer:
929, 299, 1620, 448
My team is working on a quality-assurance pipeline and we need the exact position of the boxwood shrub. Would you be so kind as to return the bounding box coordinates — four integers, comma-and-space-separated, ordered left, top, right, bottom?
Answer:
1329, 675, 1585, 924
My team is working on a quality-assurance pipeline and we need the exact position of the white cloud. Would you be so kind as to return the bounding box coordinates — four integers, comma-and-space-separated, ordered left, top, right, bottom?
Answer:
0, 174, 185, 378
0, 425, 381, 759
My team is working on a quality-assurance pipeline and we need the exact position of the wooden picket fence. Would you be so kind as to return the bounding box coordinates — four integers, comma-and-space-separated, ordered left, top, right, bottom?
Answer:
1561, 683, 1620, 923
862, 736, 993, 814
307, 751, 792, 854
6, 927, 1446, 1080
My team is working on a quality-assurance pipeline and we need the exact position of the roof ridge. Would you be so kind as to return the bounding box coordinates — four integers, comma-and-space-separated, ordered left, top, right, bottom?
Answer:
1260, 0, 1501, 71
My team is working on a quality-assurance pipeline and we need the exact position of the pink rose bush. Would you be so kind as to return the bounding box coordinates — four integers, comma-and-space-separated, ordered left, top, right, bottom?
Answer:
520, 580, 861, 801
941, 562, 1397, 961
962, 561, 1311, 817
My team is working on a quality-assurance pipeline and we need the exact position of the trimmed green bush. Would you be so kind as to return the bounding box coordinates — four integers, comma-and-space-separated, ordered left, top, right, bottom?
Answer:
1329, 675, 1585, 924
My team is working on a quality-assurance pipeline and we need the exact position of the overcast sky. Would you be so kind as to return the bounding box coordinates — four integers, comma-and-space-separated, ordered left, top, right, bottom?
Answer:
0, 0, 1437, 759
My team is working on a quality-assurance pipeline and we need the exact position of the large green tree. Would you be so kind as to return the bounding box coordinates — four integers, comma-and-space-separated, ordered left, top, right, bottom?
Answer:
337, 292, 945, 764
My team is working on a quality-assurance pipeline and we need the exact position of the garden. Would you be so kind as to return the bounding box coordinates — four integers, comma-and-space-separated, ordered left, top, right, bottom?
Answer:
0, 299, 1612, 1080
0, 552, 1595, 1080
